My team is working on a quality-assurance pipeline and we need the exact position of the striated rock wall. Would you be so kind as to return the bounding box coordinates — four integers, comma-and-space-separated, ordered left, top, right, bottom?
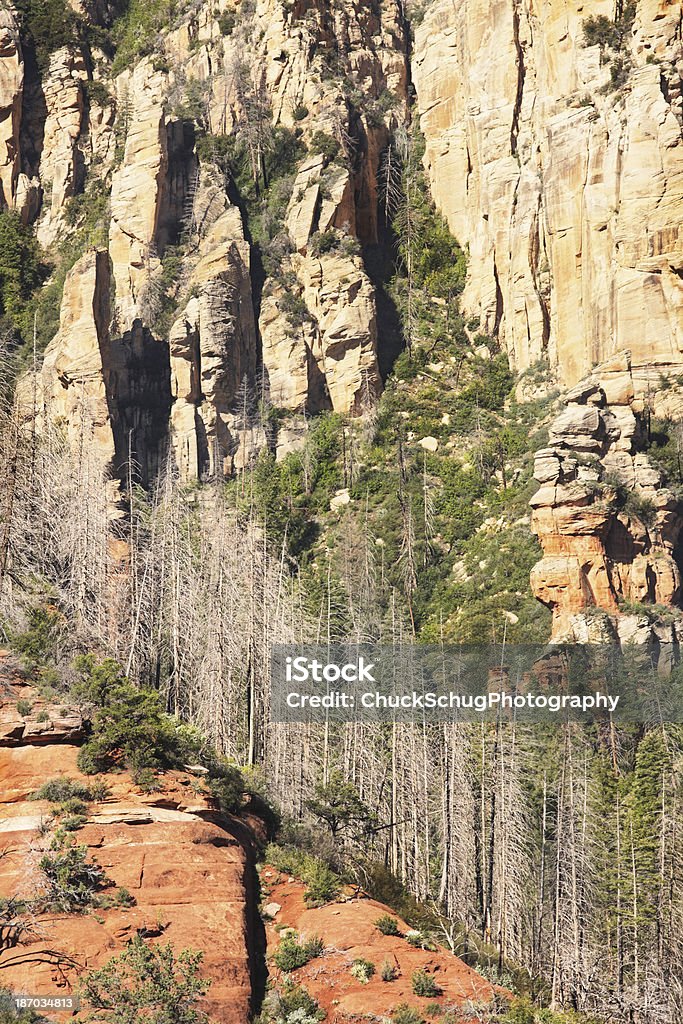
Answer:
1, 0, 409, 487
413, 0, 683, 390
0, 7, 22, 210
530, 353, 683, 641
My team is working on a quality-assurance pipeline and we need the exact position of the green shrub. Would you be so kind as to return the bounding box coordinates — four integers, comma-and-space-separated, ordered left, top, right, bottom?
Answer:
392, 1005, 424, 1024
111, 0, 178, 75
374, 914, 400, 936
292, 103, 309, 121
273, 934, 324, 972
264, 845, 341, 906
218, 10, 236, 34
59, 797, 88, 817
350, 958, 375, 984
582, 14, 619, 48
88, 779, 111, 802
646, 419, 683, 487
61, 813, 87, 832
84, 80, 112, 108
411, 970, 440, 998
208, 763, 244, 813
14, 0, 81, 70
11, 606, 62, 668
97, 887, 136, 910
309, 131, 340, 163
73, 656, 181, 775
380, 960, 398, 981
39, 832, 108, 912
31, 778, 94, 803
131, 767, 163, 794
16, 700, 32, 717
80, 934, 209, 1023
309, 230, 339, 256
267, 981, 324, 1023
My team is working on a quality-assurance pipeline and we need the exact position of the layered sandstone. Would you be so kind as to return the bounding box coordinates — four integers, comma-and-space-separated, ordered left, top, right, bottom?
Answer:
413, 0, 683, 390
170, 203, 258, 479
530, 353, 683, 641
0, 662, 259, 1024
26, 250, 115, 467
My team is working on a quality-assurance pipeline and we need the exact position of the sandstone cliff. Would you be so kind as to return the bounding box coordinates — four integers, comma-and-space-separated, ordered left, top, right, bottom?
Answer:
1, 0, 408, 484
413, 0, 683, 391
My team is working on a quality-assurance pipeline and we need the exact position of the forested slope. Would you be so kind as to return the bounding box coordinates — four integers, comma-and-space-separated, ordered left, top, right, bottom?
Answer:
0, 1, 681, 1022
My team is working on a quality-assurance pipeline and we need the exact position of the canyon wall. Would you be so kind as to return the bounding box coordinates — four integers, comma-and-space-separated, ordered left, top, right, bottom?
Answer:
413, 0, 683, 390
4, 0, 408, 483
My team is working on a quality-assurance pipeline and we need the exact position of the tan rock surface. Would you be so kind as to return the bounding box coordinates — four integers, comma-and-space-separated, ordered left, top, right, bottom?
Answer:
109, 62, 169, 330
0, 7, 22, 210
25, 250, 115, 469
413, 0, 683, 390
35, 47, 87, 247
530, 355, 683, 638
293, 249, 381, 414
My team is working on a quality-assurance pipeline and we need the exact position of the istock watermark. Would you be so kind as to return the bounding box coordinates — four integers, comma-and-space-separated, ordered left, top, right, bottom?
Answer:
270, 644, 683, 723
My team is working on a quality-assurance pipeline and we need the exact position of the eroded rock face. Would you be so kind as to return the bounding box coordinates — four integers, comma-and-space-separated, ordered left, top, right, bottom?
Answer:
170, 204, 258, 480
0, 7, 22, 210
35, 46, 87, 246
26, 250, 115, 467
530, 353, 683, 640
293, 249, 381, 414
413, 0, 683, 390
24, 0, 408, 488
25, 250, 173, 491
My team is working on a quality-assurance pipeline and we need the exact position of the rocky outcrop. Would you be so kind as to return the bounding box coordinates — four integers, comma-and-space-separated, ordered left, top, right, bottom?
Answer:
26, 250, 115, 468
530, 353, 683, 640
18, 0, 410, 487
35, 47, 87, 246
293, 249, 381, 414
0, 683, 84, 745
261, 864, 506, 1022
0, 666, 259, 1024
109, 62, 180, 331
0, 7, 22, 210
169, 203, 258, 480
25, 249, 172, 491
413, 0, 683, 390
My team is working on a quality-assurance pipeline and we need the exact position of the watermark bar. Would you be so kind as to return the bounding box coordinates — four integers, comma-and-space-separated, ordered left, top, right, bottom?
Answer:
270, 643, 683, 723
13, 995, 80, 1012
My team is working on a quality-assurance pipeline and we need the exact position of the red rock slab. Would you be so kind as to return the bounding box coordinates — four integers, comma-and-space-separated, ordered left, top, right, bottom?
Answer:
262, 867, 506, 1023
0, 676, 258, 1024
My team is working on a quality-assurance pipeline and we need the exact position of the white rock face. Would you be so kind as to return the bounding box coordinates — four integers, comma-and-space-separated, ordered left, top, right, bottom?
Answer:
413, 0, 683, 391
35, 47, 87, 247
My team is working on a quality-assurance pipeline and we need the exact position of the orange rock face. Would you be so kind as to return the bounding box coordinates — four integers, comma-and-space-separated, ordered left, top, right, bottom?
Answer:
530, 355, 683, 640
261, 867, 505, 1022
0, 663, 259, 1024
